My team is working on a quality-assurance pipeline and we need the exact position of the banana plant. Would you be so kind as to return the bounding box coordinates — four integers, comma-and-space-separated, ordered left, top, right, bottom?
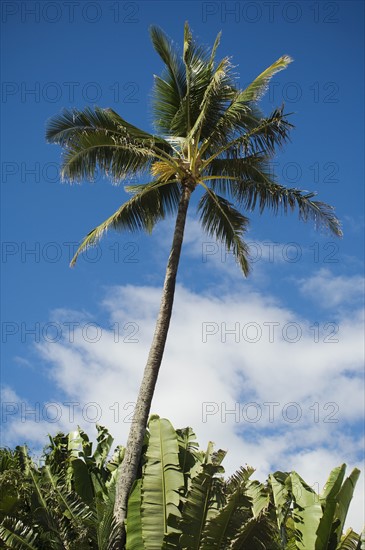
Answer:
268, 465, 363, 549
45, 424, 124, 507
124, 418, 363, 549
125, 416, 279, 549
1, 421, 362, 549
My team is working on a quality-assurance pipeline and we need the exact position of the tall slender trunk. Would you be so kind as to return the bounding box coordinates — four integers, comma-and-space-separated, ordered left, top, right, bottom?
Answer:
113, 183, 193, 544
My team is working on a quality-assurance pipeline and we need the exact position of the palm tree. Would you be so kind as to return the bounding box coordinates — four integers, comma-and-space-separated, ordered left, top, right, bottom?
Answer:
45, 22, 342, 537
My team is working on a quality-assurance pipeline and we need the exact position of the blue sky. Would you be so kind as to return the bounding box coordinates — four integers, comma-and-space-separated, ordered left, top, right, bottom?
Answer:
1, 0, 364, 529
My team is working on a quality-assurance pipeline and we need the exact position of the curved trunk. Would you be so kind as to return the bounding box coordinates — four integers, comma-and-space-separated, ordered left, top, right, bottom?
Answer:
113, 184, 193, 543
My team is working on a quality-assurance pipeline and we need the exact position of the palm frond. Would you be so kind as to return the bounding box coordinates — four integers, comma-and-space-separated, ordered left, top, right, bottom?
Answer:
202, 137, 341, 238
201, 466, 256, 549
178, 463, 224, 548
70, 180, 181, 266
92, 490, 119, 550
241, 106, 293, 155
237, 178, 342, 235
155, 23, 236, 140
230, 511, 278, 549
240, 55, 293, 103
208, 31, 222, 68
61, 133, 156, 183
202, 106, 293, 162
46, 107, 173, 183
204, 153, 273, 195
150, 25, 186, 135
46, 106, 166, 146
44, 466, 92, 523
198, 187, 250, 275
197, 54, 292, 157
0, 518, 39, 550
153, 75, 186, 136
187, 56, 232, 146
199, 100, 260, 156
183, 21, 193, 137
150, 25, 185, 100
226, 466, 256, 494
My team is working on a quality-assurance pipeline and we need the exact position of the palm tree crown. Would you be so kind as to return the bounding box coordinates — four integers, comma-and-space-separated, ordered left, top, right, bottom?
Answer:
46, 23, 341, 272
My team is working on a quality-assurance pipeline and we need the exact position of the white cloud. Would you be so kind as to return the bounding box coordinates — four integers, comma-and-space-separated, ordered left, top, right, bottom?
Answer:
1, 386, 83, 452
2, 281, 364, 530
298, 268, 365, 309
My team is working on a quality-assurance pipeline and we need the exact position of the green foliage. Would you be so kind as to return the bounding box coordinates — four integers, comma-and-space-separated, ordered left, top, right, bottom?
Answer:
268, 466, 363, 550
124, 418, 279, 549
0, 448, 32, 523
139, 417, 183, 549
0, 423, 362, 549
0, 427, 123, 549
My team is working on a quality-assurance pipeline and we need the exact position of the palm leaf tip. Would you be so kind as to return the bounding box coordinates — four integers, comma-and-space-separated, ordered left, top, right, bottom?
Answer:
305, 200, 343, 237
240, 54, 294, 104
268, 55, 293, 75
69, 229, 103, 267
287, 192, 342, 237
280, 54, 293, 65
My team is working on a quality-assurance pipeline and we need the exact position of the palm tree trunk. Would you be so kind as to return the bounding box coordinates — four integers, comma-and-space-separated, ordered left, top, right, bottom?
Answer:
113, 183, 193, 542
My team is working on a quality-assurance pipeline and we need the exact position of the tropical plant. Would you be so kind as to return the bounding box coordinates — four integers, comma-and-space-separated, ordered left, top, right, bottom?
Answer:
0, 427, 123, 549
125, 417, 363, 549
44, 424, 124, 507
125, 415, 282, 549
0, 447, 33, 526
268, 466, 363, 549
0, 445, 95, 549
45, 22, 342, 535
1, 421, 362, 549
0, 421, 282, 550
